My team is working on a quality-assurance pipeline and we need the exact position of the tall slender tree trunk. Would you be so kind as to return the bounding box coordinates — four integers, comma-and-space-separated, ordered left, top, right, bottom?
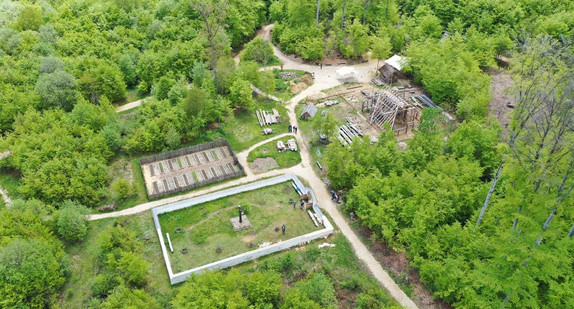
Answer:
210, 41, 218, 90
477, 161, 504, 225
316, 0, 320, 27
363, 0, 368, 25
341, 0, 346, 29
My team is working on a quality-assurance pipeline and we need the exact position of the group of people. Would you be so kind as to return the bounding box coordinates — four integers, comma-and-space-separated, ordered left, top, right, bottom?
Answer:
331, 190, 341, 203
288, 124, 298, 133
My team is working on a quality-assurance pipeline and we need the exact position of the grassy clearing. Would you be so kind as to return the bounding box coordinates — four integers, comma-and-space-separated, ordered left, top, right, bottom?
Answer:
118, 88, 150, 105
61, 195, 398, 308
94, 156, 149, 213
0, 167, 22, 200
247, 137, 301, 170
296, 104, 333, 176
158, 182, 317, 273
219, 99, 289, 152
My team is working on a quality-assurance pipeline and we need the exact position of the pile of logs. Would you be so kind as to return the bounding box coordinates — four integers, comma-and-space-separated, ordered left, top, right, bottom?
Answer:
256, 109, 280, 126
324, 99, 339, 106
287, 139, 297, 151
337, 119, 364, 146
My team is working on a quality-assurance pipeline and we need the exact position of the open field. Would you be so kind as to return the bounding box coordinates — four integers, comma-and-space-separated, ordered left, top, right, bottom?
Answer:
219, 98, 290, 151
60, 208, 397, 308
158, 182, 318, 273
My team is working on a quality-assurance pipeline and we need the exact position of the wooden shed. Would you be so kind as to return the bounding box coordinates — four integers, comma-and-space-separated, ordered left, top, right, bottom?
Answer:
300, 103, 318, 120
378, 55, 406, 84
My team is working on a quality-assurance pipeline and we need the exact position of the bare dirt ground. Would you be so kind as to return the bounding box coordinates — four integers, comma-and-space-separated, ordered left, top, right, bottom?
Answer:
108, 157, 134, 184
249, 157, 279, 174
315, 82, 422, 141
357, 225, 452, 309
489, 70, 515, 129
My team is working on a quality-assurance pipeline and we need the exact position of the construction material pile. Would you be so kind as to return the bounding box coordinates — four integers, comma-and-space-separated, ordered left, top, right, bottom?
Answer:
256, 109, 280, 126
337, 118, 364, 146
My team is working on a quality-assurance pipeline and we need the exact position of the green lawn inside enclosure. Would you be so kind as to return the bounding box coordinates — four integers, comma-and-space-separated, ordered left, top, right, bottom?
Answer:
220, 98, 289, 151
60, 210, 398, 308
247, 137, 302, 170
158, 182, 317, 273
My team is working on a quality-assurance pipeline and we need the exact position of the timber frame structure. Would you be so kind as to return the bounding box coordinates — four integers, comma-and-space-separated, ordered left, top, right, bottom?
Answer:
362, 89, 418, 131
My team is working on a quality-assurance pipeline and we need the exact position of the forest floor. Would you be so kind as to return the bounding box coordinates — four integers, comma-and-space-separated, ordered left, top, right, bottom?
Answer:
489, 69, 515, 129
352, 220, 453, 309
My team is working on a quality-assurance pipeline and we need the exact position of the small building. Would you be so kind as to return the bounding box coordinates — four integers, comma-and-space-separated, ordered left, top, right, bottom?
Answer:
379, 55, 406, 84
300, 103, 318, 120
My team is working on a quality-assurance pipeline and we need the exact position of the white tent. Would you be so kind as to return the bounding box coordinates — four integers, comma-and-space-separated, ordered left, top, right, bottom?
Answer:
336, 67, 357, 82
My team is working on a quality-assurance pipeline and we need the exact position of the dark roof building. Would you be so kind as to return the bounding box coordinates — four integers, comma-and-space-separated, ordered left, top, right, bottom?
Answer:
300, 103, 318, 120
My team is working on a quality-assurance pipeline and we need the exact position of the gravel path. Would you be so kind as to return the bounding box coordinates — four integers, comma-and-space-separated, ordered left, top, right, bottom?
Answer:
0, 151, 12, 205
92, 25, 419, 309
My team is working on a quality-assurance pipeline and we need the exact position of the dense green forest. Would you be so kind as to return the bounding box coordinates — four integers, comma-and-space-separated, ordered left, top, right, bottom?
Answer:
324, 39, 574, 307
0, 0, 573, 308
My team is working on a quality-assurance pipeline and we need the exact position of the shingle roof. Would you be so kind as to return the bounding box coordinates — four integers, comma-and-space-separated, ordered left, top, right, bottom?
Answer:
301, 103, 318, 117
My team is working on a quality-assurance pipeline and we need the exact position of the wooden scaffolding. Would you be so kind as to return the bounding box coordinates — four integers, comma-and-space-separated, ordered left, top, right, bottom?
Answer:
363, 90, 417, 131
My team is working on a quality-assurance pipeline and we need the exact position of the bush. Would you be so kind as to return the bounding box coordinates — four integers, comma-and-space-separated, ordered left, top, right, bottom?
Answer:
57, 200, 89, 242
240, 37, 278, 65
118, 251, 150, 287
0, 239, 67, 308
112, 178, 131, 201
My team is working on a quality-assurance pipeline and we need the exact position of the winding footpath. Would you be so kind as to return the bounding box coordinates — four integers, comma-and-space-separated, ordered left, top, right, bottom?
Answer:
0, 151, 11, 206
93, 25, 418, 309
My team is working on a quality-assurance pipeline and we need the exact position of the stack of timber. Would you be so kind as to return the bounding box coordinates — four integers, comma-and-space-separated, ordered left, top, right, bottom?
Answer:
256, 109, 280, 126
324, 99, 339, 106
287, 139, 297, 151
277, 140, 286, 151
263, 128, 273, 135
345, 118, 364, 136
338, 124, 361, 146
308, 210, 319, 227
415, 95, 455, 122
371, 77, 385, 86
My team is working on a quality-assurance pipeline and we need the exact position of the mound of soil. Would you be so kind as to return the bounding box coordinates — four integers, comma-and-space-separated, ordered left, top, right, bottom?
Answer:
249, 157, 279, 174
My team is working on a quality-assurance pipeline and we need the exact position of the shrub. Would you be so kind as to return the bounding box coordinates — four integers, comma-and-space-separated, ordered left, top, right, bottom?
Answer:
57, 200, 89, 241
240, 37, 278, 65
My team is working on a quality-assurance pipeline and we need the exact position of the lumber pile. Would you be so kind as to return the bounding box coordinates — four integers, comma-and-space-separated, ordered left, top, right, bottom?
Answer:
263, 128, 273, 135
287, 139, 297, 151
256, 109, 280, 126
277, 140, 286, 151
324, 99, 339, 106
337, 119, 364, 146
345, 118, 364, 136
308, 210, 319, 227
415, 95, 455, 122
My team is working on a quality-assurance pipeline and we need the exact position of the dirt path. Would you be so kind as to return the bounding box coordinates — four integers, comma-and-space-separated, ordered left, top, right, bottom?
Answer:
91, 25, 419, 309
0, 151, 12, 206
115, 97, 150, 113
0, 186, 11, 205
